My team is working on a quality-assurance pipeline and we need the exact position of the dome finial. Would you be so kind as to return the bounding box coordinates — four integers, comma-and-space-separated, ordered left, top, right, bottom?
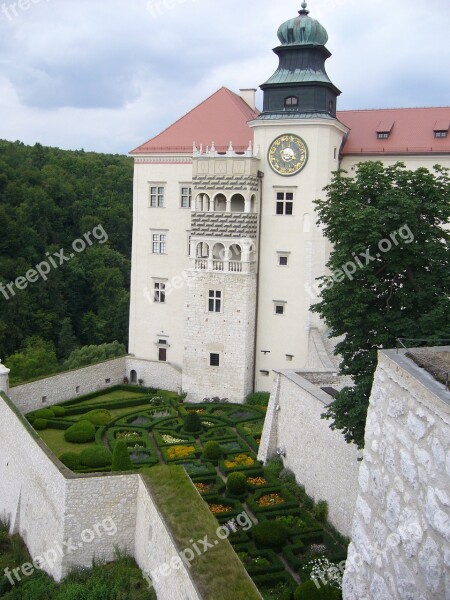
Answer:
299, 1, 309, 15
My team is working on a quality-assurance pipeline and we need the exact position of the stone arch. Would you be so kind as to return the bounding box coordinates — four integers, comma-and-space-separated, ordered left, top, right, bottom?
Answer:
230, 193, 245, 212
212, 243, 226, 261
195, 193, 210, 211
229, 243, 242, 262
214, 193, 227, 212
196, 242, 209, 258
130, 370, 137, 384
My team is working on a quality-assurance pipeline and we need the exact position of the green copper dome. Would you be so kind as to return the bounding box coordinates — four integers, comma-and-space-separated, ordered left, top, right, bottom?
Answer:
277, 2, 328, 46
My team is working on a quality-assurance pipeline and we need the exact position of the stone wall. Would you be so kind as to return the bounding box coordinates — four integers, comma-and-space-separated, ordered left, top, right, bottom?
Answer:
0, 391, 202, 597
343, 348, 450, 600
258, 370, 362, 537
8, 356, 182, 414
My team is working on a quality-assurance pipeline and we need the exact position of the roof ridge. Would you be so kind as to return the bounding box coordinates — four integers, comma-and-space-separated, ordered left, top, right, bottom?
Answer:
338, 106, 450, 113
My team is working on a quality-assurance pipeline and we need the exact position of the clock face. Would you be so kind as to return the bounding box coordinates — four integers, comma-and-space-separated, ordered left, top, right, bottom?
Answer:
268, 134, 308, 176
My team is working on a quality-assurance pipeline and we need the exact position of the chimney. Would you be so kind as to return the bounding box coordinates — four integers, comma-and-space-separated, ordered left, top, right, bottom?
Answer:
240, 88, 257, 111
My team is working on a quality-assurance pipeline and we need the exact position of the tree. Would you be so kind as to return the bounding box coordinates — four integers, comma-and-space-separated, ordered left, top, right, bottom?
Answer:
5, 336, 59, 385
112, 440, 133, 472
312, 162, 450, 448
62, 341, 126, 371
57, 317, 78, 360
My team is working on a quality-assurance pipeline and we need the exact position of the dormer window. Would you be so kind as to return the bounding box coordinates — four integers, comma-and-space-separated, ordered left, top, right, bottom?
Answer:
285, 96, 299, 109
434, 120, 449, 138
376, 119, 394, 140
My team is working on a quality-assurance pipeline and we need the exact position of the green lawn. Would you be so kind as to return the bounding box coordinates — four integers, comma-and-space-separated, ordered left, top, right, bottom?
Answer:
39, 428, 96, 457
74, 390, 146, 406
145, 465, 262, 600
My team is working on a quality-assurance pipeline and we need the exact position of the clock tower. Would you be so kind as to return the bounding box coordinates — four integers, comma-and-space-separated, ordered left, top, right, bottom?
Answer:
250, 2, 348, 389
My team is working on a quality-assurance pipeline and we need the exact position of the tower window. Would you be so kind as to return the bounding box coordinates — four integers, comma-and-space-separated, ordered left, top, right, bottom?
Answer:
150, 186, 165, 207
284, 96, 299, 108
154, 281, 166, 303
210, 353, 220, 367
276, 192, 294, 215
208, 290, 222, 313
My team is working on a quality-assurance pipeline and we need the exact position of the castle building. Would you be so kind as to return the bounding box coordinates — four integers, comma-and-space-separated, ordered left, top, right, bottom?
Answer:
128, 2, 450, 402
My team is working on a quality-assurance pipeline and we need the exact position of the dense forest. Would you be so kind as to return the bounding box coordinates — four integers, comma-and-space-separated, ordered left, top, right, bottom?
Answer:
0, 140, 133, 377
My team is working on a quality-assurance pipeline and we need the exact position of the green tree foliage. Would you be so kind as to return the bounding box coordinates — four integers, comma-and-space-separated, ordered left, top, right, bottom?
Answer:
111, 440, 133, 472
62, 341, 126, 370
5, 336, 59, 385
312, 162, 450, 448
183, 411, 202, 433
0, 140, 133, 365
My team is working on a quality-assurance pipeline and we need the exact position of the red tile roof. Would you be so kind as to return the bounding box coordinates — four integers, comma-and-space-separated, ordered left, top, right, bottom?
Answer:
338, 107, 450, 156
130, 87, 259, 155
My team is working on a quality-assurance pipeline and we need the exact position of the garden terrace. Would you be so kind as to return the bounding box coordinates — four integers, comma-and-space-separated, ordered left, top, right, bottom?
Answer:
26, 387, 348, 599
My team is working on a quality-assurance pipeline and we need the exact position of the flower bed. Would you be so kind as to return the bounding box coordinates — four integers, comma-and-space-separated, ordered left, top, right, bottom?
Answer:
247, 487, 298, 514
220, 452, 260, 473
163, 444, 197, 462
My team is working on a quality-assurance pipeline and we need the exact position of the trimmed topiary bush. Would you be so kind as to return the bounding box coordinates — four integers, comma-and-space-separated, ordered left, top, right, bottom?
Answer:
184, 412, 202, 433
294, 580, 341, 599
34, 408, 55, 419
59, 452, 81, 470
52, 406, 66, 417
33, 418, 48, 430
112, 440, 133, 472
252, 520, 289, 548
227, 472, 247, 496
64, 420, 96, 443
80, 446, 113, 468
203, 441, 222, 461
83, 409, 112, 426
313, 500, 329, 523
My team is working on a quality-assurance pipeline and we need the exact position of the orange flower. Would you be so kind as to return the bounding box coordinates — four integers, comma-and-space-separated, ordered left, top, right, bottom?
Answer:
257, 493, 284, 507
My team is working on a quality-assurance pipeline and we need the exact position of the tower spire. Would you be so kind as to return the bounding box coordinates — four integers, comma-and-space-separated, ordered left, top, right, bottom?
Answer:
299, 1, 309, 16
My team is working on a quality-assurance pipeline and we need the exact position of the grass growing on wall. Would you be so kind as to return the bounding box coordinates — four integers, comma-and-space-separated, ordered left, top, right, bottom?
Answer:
144, 465, 262, 600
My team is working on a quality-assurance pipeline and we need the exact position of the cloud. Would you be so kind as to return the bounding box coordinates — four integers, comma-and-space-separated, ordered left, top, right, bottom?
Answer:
0, 0, 448, 152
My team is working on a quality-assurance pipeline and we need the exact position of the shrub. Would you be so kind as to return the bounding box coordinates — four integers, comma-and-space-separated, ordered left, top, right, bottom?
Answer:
80, 446, 113, 468
52, 405, 66, 417
34, 408, 55, 419
33, 418, 48, 430
227, 472, 247, 496
112, 440, 133, 472
252, 520, 289, 548
83, 409, 112, 426
183, 412, 202, 433
313, 501, 329, 523
265, 456, 284, 478
64, 420, 96, 443
60, 452, 81, 470
245, 392, 270, 406
294, 580, 341, 599
203, 441, 222, 460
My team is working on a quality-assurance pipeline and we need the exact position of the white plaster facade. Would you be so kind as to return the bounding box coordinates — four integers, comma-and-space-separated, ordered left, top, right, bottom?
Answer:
258, 368, 362, 537
343, 349, 450, 600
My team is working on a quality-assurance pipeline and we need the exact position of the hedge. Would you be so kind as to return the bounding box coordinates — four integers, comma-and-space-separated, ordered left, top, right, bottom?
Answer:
80, 446, 113, 468
252, 520, 290, 549
64, 420, 96, 443
294, 580, 342, 600
244, 392, 270, 406
112, 440, 133, 471
59, 452, 81, 470
33, 418, 48, 430
237, 548, 285, 576
282, 542, 307, 571
247, 487, 299, 514
226, 472, 247, 497
83, 409, 112, 426
203, 441, 222, 461
33, 408, 55, 419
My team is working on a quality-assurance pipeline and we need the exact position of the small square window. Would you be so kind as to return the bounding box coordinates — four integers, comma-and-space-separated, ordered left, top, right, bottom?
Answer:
105, 378, 111, 384
279, 255, 288, 266
210, 353, 220, 367
286, 355, 294, 362
42, 396, 47, 403
159, 348, 167, 362
275, 304, 285, 315
158, 339, 167, 345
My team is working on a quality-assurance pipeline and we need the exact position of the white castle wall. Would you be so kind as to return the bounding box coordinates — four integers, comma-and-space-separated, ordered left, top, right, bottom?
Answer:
8, 356, 181, 414
258, 369, 362, 537
343, 349, 450, 600
0, 391, 202, 598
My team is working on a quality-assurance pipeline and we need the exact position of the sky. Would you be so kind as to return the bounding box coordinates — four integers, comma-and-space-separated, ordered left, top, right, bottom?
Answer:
0, 0, 449, 154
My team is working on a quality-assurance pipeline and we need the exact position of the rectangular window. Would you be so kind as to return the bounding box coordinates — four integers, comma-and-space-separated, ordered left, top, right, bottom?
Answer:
276, 192, 293, 215
180, 186, 192, 208
274, 303, 286, 315
152, 233, 167, 254
159, 348, 167, 362
435, 131, 448, 138
279, 255, 289, 266
377, 132, 389, 140
210, 353, 220, 367
150, 186, 165, 207
154, 281, 166, 303
208, 290, 222, 313
42, 396, 47, 403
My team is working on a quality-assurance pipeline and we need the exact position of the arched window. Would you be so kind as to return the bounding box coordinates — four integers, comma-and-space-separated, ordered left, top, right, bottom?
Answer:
285, 96, 299, 108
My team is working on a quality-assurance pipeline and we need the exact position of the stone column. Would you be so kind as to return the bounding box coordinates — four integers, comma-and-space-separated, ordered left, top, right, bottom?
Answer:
0, 360, 10, 396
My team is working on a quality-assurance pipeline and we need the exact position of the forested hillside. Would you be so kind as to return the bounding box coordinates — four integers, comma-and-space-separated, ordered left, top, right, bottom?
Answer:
0, 140, 133, 370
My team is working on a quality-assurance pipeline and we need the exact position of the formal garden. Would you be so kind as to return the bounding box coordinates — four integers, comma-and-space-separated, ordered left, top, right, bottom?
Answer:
26, 386, 349, 600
